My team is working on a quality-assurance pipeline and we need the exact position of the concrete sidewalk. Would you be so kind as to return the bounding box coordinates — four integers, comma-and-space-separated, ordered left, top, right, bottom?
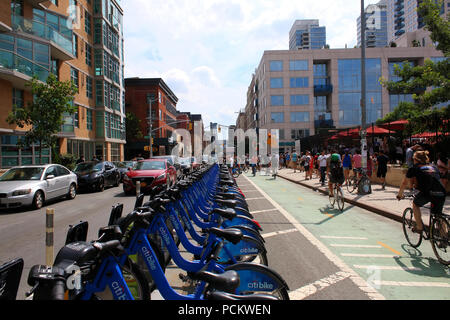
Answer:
273, 168, 450, 224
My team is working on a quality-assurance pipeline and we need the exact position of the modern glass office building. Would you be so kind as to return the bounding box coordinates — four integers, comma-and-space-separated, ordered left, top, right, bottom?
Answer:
357, 0, 388, 48
245, 46, 443, 152
289, 20, 327, 50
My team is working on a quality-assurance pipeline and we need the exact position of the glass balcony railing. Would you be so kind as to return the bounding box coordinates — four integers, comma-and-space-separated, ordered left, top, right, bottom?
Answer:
0, 49, 49, 82
11, 14, 73, 56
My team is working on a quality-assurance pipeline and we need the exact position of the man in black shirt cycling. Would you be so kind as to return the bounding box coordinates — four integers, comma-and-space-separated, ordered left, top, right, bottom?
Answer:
397, 151, 447, 234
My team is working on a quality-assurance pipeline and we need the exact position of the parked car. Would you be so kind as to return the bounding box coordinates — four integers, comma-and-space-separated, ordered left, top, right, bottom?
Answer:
113, 161, 137, 182
179, 157, 192, 174
190, 156, 201, 170
73, 161, 120, 192
122, 159, 176, 195
0, 164, 77, 210
151, 155, 181, 176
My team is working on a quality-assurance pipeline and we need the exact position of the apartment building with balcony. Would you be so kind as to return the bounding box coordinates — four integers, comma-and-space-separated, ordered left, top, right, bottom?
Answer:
248, 46, 443, 153
0, 0, 125, 168
289, 20, 327, 51
387, 0, 449, 47
357, 0, 388, 48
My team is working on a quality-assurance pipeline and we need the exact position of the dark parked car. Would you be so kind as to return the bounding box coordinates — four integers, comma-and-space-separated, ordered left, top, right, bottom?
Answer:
73, 161, 120, 192
113, 161, 137, 182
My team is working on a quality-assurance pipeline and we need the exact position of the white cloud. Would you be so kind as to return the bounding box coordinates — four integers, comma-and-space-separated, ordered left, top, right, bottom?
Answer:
123, 0, 382, 126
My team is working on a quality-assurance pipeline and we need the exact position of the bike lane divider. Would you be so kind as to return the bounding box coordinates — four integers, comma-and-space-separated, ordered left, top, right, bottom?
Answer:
240, 173, 450, 300
240, 174, 385, 300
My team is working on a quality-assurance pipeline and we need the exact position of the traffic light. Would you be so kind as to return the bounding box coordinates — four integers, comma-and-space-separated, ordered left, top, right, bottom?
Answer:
218, 126, 221, 133
267, 132, 272, 146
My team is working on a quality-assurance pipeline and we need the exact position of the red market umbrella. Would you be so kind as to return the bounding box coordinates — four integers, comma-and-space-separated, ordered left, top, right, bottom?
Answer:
337, 128, 359, 137
412, 132, 449, 138
379, 119, 408, 131
366, 126, 392, 135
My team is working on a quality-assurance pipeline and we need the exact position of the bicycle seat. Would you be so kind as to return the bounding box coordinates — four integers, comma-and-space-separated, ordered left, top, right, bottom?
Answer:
211, 208, 237, 220
216, 199, 238, 208
187, 270, 239, 293
215, 192, 237, 200
207, 227, 243, 245
206, 291, 279, 301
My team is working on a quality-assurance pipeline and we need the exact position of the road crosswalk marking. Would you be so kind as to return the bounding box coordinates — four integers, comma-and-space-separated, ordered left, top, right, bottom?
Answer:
321, 236, 368, 240
250, 209, 278, 214
331, 244, 382, 248
341, 253, 401, 258
372, 280, 450, 288
262, 228, 298, 239
289, 271, 352, 300
353, 265, 422, 271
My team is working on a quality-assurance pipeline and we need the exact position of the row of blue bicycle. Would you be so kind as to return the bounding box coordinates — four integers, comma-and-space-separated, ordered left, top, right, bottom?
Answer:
0, 163, 290, 300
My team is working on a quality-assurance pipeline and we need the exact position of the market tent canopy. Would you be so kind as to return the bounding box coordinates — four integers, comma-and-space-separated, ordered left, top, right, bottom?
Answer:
412, 131, 450, 138
379, 119, 408, 131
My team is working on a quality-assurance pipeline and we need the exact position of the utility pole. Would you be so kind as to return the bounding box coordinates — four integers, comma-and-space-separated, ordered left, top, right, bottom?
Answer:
360, 0, 367, 171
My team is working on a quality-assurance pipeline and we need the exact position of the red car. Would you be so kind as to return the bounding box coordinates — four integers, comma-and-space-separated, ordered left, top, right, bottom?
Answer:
122, 159, 177, 195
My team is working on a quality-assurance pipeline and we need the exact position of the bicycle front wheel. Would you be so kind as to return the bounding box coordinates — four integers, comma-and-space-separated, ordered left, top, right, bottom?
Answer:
402, 207, 422, 248
347, 178, 356, 193
430, 216, 450, 266
335, 187, 344, 212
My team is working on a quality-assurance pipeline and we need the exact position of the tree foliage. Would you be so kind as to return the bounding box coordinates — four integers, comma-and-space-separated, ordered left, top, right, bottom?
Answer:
378, 0, 449, 134
6, 73, 78, 163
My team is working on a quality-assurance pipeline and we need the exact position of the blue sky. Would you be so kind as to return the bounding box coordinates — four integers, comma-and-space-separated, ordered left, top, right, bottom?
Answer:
123, 0, 381, 128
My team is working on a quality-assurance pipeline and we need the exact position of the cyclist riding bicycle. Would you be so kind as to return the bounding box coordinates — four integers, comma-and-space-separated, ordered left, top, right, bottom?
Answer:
327, 152, 344, 198
397, 150, 447, 234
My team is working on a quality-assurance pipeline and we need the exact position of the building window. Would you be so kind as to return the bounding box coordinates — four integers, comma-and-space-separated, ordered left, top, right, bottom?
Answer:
291, 129, 310, 140
86, 76, 93, 98
269, 60, 283, 72
290, 95, 309, 106
270, 95, 284, 106
72, 33, 78, 57
12, 88, 24, 110
270, 112, 284, 123
70, 67, 79, 88
85, 43, 92, 66
290, 77, 309, 88
86, 109, 93, 130
290, 112, 310, 123
270, 78, 283, 89
74, 107, 79, 128
289, 60, 308, 71
85, 10, 91, 35
1, 135, 51, 167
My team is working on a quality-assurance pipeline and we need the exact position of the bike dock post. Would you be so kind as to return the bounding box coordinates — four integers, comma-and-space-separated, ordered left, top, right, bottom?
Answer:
136, 180, 141, 198
45, 208, 54, 265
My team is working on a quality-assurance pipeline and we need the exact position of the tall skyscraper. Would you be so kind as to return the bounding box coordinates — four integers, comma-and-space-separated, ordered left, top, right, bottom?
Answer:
387, 0, 449, 47
289, 20, 327, 50
357, 0, 388, 48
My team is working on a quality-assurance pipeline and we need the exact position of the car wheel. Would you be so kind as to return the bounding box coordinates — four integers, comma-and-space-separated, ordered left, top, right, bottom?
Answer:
67, 183, 77, 200
32, 191, 44, 209
114, 174, 120, 187
97, 178, 105, 192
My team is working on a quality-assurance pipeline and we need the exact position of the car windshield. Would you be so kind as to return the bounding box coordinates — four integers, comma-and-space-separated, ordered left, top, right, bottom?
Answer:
135, 161, 165, 170
74, 162, 103, 172
0, 167, 44, 181
114, 161, 133, 168
179, 158, 190, 165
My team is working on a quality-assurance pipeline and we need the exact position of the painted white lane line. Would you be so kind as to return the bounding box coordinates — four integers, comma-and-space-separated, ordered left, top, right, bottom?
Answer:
353, 265, 423, 271
289, 271, 352, 300
331, 244, 382, 248
341, 253, 401, 258
243, 175, 385, 300
245, 197, 266, 201
372, 281, 450, 288
250, 209, 278, 214
321, 236, 368, 240
262, 228, 298, 239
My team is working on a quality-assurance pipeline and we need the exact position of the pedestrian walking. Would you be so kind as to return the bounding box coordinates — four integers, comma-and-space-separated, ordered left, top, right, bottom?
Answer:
342, 149, 353, 186
376, 150, 389, 190
352, 149, 362, 179
291, 150, 298, 173
405, 144, 422, 168
318, 150, 328, 186
285, 152, 291, 169
76, 155, 85, 164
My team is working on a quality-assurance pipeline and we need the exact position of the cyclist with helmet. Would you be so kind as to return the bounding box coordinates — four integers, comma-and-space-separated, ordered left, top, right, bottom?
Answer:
327, 151, 345, 199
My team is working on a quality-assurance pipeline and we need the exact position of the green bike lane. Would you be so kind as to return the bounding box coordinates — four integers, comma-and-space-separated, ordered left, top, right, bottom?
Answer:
239, 173, 450, 300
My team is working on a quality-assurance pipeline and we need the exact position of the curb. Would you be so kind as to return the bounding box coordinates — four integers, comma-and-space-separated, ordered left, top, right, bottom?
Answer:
277, 174, 403, 224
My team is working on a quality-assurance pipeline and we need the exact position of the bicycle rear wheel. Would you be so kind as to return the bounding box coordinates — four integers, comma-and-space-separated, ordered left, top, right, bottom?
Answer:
430, 216, 450, 266
347, 178, 357, 193
402, 207, 422, 248
336, 187, 344, 212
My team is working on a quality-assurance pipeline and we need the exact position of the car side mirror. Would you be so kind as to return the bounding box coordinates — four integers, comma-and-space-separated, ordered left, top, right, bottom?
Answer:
46, 175, 55, 180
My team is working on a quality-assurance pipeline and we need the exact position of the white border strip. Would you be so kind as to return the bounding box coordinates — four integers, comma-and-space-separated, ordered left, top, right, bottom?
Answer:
262, 228, 299, 239
242, 175, 385, 300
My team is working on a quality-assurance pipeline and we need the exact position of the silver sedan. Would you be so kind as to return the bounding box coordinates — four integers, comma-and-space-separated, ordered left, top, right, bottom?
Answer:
0, 164, 78, 210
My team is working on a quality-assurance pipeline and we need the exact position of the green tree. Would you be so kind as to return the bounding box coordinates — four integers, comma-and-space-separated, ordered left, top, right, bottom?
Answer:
7, 73, 78, 164
378, 0, 449, 134
125, 111, 143, 142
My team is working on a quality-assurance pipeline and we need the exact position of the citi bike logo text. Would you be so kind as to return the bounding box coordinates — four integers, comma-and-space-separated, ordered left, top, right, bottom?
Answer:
159, 227, 171, 246
66, 265, 82, 290
248, 281, 274, 290
141, 246, 157, 271
111, 281, 127, 300
240, 248, 258, 254
169, 214, 180, 231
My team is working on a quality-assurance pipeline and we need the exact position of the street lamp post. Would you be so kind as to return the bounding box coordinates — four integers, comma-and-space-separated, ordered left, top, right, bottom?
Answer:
361, 0, 368, 171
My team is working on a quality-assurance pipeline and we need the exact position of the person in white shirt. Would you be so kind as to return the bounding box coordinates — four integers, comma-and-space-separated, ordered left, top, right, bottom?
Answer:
318, 150, 328, 186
